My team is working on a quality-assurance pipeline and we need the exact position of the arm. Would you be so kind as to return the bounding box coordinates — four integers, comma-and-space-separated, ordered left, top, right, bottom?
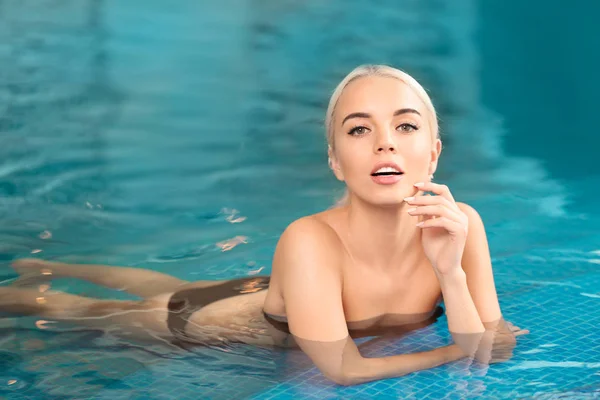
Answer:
428, 202, 516, 362
405, 182, 528, 363
275, 217, 467, 386
456, 202, 501, 323
453, 202, 528, 363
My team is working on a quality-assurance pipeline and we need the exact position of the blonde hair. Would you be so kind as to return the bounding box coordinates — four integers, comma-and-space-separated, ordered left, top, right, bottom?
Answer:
325, 64, 440, 206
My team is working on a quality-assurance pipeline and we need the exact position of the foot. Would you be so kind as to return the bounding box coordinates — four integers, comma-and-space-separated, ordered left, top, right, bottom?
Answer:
10, 258, 59, 287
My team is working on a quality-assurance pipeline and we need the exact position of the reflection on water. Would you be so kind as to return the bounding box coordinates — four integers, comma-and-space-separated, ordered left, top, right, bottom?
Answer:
0, 0, 598, 399
0, 325, 286, 399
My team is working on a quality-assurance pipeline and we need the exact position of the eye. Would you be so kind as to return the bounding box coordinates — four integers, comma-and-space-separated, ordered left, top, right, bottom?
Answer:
397, 123, 419, 133
348, 126, 370, 136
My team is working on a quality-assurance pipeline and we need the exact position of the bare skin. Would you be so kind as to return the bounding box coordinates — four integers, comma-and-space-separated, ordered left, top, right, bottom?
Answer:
1, 68, 529, 386
6, 258, 276, 347
3, 253, 446, 347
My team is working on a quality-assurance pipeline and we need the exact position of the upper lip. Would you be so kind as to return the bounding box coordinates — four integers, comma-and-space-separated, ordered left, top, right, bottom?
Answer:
370, 161, 404, 175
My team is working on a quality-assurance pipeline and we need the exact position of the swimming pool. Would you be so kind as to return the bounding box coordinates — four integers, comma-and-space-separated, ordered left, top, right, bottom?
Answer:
1, 0, 599, 398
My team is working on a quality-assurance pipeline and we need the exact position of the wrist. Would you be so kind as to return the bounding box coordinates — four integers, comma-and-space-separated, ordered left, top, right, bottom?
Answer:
437, 266, 466, 284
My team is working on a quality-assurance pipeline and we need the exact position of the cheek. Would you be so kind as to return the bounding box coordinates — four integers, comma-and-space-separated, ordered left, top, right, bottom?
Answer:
339, 154, 364, 177
336, 142, 365, 173
403, 140, 432, 169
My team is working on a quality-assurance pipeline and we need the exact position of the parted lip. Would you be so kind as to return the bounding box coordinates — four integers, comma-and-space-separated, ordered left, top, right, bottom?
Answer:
370, 161, 404, 175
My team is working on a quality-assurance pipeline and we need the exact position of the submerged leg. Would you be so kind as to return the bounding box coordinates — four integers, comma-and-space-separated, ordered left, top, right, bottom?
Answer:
0, 285, 275, 347
0, 286, 173, 342
11, 258, 188, 298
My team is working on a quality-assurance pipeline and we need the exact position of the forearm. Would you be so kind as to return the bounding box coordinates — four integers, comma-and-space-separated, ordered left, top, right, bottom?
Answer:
342, 344, 466, 386
438, 268, 485, 355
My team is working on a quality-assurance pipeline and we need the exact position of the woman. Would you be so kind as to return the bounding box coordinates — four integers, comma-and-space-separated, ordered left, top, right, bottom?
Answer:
1, 65, 528, 386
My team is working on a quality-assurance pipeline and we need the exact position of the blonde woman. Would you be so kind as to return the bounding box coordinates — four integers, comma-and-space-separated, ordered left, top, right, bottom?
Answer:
2, 64, 528, 386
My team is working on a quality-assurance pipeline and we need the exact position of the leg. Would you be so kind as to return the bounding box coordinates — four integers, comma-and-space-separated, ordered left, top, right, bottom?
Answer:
11, 258, 189, 298
0, 286, 275, 347
0, 286, 174, 343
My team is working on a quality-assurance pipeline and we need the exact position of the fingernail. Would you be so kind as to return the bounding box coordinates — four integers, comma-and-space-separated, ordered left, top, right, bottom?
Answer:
403, 196, 414, 202
407, 207, 417, 213
414, 182, 424, 187
416, 221, 424, 227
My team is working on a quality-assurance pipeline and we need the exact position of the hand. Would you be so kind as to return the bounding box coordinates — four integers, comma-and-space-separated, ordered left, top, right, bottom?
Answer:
475, 320, 530, 364
404, 182, 468, 276
505, 321, 530, 337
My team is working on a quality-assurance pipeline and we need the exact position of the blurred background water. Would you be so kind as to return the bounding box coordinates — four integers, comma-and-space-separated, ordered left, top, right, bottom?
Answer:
0, 0, 599, 399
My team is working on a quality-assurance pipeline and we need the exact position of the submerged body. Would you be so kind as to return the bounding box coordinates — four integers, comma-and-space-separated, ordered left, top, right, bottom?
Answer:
5, 204, 448, 348
166, 205, 449, 347
1, 65, 530, 385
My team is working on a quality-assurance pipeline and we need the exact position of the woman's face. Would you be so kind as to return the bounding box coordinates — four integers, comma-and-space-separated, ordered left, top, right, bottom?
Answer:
329, 75, 441, 206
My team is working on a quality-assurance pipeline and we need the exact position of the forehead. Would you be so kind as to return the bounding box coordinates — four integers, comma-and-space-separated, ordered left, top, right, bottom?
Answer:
335, 75, 427, 119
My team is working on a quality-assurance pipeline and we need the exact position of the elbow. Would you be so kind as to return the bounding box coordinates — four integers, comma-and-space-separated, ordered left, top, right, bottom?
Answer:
333, 376, 355, 387
324, 361, 372, 386
325, 371, 355, 387
325, 367, 366, 386
316, 347, 375, 386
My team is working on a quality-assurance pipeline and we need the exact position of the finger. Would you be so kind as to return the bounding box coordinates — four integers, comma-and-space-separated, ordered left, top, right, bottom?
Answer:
504, 322, 517, 331
416, 217, 465, 235
414, 182, 456, 203
514, 329, 530, 336
404, 193, 458, 211
506, 323, 527, 333
407, 204, 464, 223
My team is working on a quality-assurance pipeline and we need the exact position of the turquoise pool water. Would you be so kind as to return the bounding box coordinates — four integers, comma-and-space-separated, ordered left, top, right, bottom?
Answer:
1, 0, 599, 399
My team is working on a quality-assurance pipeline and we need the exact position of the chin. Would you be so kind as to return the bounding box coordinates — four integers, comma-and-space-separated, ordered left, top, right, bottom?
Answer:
372, 198, 405, 207
348, 181, 415, 206
363, 190, 408, 207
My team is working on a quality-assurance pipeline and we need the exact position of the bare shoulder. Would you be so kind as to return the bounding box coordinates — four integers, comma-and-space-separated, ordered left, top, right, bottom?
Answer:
272, 214, 344, 275
456, 201, 491, 261
456, 201, 478, 216
265, 213, 345, 317
456, 201, 485, 226
276, 214, 343, 257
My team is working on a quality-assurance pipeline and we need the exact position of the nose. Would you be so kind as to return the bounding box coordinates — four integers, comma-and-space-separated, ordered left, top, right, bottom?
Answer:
374, 129, 396, 154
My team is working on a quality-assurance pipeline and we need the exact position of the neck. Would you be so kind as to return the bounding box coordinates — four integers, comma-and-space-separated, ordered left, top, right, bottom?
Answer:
343, 195, 423, 271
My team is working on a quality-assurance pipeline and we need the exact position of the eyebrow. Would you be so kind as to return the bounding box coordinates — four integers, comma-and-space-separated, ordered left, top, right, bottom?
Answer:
341, 108, 421, 125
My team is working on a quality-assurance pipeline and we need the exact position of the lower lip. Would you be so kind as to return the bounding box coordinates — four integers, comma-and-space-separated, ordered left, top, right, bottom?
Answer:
371, 174, 404, 185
